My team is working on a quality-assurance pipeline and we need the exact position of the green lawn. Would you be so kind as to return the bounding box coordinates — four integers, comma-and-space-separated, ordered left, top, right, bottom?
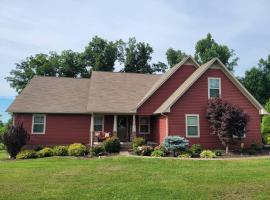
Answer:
0, 151, 270, 200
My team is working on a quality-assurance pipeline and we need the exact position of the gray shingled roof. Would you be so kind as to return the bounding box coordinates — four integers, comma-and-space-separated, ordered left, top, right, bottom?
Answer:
7, 72, 160, 114
7, 76, 90, 113
87, 71, 161, 113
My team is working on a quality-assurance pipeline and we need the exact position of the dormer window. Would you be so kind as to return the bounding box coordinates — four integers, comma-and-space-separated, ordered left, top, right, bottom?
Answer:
208, 77, 221, 98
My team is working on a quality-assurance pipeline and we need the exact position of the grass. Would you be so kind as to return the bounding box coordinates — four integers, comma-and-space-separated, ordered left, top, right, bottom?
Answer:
1, 151, 270, 200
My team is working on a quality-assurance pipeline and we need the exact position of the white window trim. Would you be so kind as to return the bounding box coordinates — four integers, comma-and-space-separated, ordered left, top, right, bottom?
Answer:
208, 77, 221, 99
139, 116, 150, 134
94, 115, 104, 132
185, 114, 200, 138
32, 114, 46, 134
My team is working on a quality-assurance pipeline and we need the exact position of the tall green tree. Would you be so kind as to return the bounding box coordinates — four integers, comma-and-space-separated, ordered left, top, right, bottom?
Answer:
6, 52, 59, 93
166, 48, 187, 67
83, 36, 119, 72
241, 55, 270, 105
194, 33, 238, 71
119, 37, 167, 74
57, 50, 88, 77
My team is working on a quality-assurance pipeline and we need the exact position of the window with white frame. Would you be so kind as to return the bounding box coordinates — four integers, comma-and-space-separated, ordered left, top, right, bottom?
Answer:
32, 114, 46, 134
94, 115, 104, 132
186, 114, 200, 137
208, 77, 221, 98
139, 116, 150, 134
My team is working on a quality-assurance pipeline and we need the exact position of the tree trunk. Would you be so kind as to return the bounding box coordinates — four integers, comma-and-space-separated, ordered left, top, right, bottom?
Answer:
225, 145, 229, 155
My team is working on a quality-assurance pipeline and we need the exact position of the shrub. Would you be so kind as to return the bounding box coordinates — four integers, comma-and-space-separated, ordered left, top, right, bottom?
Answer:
164, 136, 189, 156
3, 123, 30, 159
200, 150, 216, 158
0, 143, 5, 150
151, 149, 165, 157
53, 146, 68, 156
213, 149, 223, 156
132, 137, 145, 150
263, 134, 270, 145
90, 144, 105, 156
68, 143, 87, 157
135, 145, 153, 156
154, 145, 169, 155
189, 144, 203, 157
37, 147, 54, 158
103, 136, 120, 153
33, 145, 43, 151
178, 152, 191, 158
16, 150, 37, 159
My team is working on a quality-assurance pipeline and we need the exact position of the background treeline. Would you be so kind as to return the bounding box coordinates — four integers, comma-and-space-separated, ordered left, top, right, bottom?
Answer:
5, 33, 270, 107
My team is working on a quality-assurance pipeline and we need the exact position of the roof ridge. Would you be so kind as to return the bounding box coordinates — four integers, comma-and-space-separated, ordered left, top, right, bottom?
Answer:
34, 75, 90, 80
92, 71, 162, 76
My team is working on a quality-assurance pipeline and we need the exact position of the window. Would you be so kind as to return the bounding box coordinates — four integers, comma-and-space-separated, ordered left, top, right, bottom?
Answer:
94, 115, 104, 132
32, 114, 46, 134
186, 114, 200, 138
139, 116, 150, 134
208, 77, 221, 98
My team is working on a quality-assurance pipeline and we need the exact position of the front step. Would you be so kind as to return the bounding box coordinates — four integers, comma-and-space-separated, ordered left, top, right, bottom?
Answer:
120, 142, 132, 151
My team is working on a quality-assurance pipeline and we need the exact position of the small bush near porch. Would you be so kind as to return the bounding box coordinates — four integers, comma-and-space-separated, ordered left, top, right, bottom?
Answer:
1, 150, 270, 200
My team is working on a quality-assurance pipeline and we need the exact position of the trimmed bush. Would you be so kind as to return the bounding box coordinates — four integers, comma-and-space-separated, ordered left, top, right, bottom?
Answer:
200, 150, 216, 158
135, 145, 153, 156
178, 152, 191, 158
263, 134, 270, 145
189, 144, 203, 157
33, 145, 43, 151
213, 149, 223, 156
53, 146, 68, 156
164, 136, 189, 156
68, 143, 87, 157
37, 147, 54, 158
16, 150, 37, 159
132, 137, 145, 150
151, 149, 165, 157
103, 136, 120, 153
91, 144, 105, 156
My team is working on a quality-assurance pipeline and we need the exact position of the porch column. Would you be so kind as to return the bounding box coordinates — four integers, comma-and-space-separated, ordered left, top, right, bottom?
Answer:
113, 115, 117, 137
132, 114, 136, 140
90, 114, 94, 147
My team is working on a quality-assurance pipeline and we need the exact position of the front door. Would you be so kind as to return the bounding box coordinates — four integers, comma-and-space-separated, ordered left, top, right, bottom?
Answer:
117, 116, 131, 142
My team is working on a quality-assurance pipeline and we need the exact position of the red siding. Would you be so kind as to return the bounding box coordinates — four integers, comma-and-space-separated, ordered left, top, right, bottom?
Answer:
14, 114, 91, 145
168, 68, 262, 149
137, 65, 196, 115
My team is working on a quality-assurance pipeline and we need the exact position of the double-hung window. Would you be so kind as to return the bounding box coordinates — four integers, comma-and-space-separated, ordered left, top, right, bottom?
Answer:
139, 117, 150, 134
186, 114, 200, 138
208, 77, 221, 98
32, 114, 46, 134
94, 115, 104, 132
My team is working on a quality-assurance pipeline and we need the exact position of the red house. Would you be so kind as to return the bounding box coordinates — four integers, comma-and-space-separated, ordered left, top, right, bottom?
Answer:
7, 56, 268, 149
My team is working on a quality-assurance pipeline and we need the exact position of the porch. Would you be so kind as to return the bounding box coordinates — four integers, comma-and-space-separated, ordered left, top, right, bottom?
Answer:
90, 114, 157, 146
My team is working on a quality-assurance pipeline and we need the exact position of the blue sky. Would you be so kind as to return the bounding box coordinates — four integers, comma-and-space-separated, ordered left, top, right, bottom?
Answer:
1, 0, 270, 122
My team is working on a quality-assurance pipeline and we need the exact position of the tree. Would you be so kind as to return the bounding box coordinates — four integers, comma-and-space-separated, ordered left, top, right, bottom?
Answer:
119, 37, 167, 74
206, 98, 248, 154
166, 48, 187, 67
3, 123, 30, 159
6, 52, 59, 93
83, 36, 119, 72
57, 50, 88, 77
241, 55, 270, 105
195, 33, 238, 71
